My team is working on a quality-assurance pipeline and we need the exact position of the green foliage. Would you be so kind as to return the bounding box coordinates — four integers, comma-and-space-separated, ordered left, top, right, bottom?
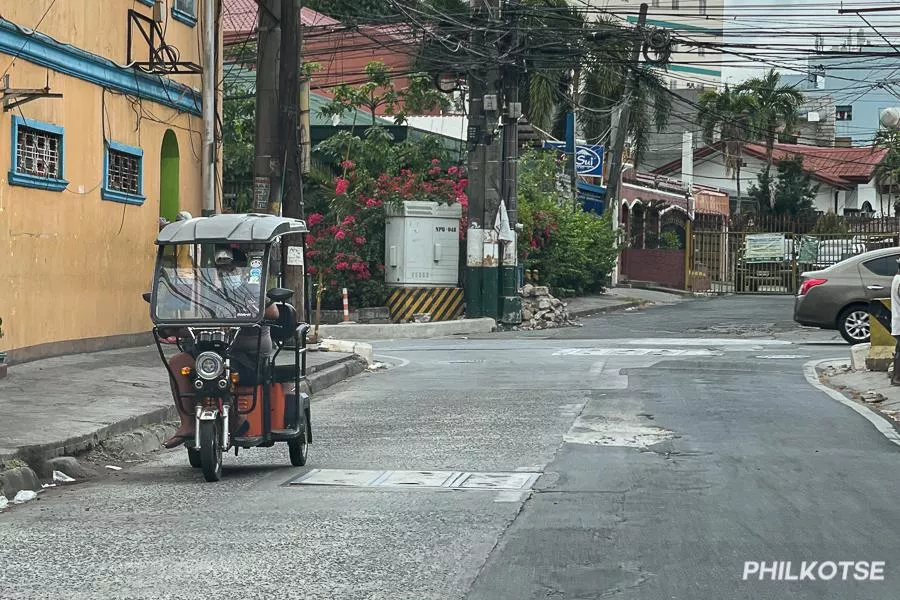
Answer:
222, 79, 255, 182
658, 231, 682, 249
811, 212, 849, 235
319, 61, 450, 126
737, 69, 805, 164
517, 149, 618, 294
747, 157, 818, 217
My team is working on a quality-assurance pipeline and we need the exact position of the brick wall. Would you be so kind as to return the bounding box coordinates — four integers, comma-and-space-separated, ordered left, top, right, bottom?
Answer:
622, 249, 686, 289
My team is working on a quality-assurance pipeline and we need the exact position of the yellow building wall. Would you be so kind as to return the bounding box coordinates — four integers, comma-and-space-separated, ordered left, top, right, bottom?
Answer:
0, 58, 203, 355
11, 0, 203, 90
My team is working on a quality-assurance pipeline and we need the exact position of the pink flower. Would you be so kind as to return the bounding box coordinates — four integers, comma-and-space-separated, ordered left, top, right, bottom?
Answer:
334, 230, 346, 241
335, 178, 349, 195
342, 215, 356, 226
335, 261, 350, 271
340, 160, 355, 170
307, 212, 324, 227
431, 158, 440, 165
365, 198, 378, 208
428, 167, 440, 175
307, 266, 318, 275
354, 236, 366, 246
448, 166, 459, 175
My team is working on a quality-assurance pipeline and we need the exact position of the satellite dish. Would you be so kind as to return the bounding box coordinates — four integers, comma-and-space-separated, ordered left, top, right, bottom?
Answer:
880, 107, 900, 130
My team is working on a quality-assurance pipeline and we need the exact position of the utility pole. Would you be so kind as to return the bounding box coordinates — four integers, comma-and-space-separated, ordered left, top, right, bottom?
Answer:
604, 2, 646, 286
254, 0, 281, 216
279, 0, 306, 320
605, 2, 647, 218
498, 1, 522, 324
464, 0, 489, 319
201, 0, 218, 215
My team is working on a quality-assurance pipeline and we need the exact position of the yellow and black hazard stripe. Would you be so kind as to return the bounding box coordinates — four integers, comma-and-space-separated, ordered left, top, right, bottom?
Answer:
869, 298, 894, 347
386, 287, 464, 323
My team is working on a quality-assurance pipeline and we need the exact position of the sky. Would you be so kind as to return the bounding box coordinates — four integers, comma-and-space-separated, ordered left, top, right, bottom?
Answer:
721, 0, 900, 83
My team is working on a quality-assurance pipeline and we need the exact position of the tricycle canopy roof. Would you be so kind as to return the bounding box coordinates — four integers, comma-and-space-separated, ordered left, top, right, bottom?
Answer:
156, 213, 307, 245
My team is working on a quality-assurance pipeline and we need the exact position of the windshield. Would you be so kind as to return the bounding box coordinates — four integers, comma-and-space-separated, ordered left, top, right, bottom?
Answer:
153, 243, 267, 322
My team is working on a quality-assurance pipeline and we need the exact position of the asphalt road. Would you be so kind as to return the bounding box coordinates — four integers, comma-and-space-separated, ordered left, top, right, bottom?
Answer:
2, 295, 898, 599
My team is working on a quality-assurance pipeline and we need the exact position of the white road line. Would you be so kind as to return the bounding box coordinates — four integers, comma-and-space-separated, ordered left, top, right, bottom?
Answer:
803, 359, 900, 448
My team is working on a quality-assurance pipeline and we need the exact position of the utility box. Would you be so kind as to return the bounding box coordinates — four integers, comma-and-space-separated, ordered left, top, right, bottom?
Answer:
385, 201, 462, 287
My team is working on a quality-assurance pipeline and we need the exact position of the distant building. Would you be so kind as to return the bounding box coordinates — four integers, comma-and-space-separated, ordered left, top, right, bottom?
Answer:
784, 39, 900, 147
581, 0, 724, 90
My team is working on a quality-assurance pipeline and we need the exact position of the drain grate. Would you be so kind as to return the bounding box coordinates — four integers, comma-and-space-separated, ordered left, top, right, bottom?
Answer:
289, 469, 541, 490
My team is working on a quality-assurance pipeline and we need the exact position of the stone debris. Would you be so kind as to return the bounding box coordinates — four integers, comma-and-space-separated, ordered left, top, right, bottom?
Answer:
12, 490, 37, 504
861, 391, 886, 404
518, 284, 579, 331
0, 495, 7, 511
53, 470, 75, 483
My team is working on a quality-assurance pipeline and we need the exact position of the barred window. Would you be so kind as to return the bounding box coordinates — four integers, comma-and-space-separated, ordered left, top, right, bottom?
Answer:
175, 0, 195, 16
107, 149, 140, 194
16, 126, 61, 180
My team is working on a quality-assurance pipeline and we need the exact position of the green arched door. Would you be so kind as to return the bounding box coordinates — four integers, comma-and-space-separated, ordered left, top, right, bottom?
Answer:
159, 130, 180, 222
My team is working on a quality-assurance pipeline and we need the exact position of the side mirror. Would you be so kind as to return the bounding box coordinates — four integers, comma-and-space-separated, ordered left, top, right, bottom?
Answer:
142, 292, 152, 304
267, 287, 294, 303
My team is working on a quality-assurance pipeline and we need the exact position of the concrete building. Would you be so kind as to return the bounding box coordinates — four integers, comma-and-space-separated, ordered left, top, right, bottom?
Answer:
784, 40, 900, 147
583, 0, 724, 90
1, 1, 215, 360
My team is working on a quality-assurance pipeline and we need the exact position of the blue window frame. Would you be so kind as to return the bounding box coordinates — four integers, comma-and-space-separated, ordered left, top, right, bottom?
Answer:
172, 0, 197, 27
9, 115, 68, 192
102, 140, 145, 205
137, 0, 154, 6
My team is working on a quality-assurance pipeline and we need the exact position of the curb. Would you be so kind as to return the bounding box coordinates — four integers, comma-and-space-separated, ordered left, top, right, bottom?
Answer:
617, 282, 721, 298
566, 300, 649, 320
805, 359, 900, 446
0, 354, 368, 501
315, 317, 497, 341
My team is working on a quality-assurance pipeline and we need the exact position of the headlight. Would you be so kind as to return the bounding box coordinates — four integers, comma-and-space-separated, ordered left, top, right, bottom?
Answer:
195, 351, 225, 380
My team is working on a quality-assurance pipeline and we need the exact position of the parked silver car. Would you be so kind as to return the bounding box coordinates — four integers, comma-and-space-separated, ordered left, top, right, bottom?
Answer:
794, 246, 900, 344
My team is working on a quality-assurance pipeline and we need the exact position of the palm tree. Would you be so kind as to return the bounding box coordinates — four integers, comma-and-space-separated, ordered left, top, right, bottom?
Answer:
521, 6, 671, 168
697, 86, 755, 215
738, 69, 804, 207
874, 128, 900, 217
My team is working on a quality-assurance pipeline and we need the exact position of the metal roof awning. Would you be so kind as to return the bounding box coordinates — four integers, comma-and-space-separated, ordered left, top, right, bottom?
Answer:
156, 214, 308, 244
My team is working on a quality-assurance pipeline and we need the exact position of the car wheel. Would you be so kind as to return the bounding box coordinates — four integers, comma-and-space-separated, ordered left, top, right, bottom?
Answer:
838, 305, 870, 345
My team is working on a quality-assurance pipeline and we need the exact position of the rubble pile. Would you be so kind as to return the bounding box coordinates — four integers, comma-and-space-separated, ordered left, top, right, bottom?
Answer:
519, 284, 578, 330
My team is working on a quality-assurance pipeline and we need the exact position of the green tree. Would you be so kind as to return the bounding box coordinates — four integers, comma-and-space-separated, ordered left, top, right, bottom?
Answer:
747, 157, 818, 217
738, 69, 804, 208
874, 128, 900, 216
319, 61, 450, 126
222, 79, 255, 182
697, 86, 755, 215
811, 211, 849, 235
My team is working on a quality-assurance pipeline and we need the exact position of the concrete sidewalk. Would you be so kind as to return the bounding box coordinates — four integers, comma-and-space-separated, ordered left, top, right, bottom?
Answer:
0, 345, 367, 482
815, 358, 900, 427
564, 286, 687, 319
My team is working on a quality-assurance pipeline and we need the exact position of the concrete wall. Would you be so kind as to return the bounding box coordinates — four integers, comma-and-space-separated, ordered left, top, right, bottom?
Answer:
622, 248, 686, 290
0, 2, 207, 358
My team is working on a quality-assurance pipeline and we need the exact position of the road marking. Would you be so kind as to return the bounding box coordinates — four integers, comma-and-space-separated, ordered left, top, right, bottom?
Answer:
804, 360, 900, 447
756, 354, 811, 359
289, 469, 541, 490
555, 348, 722, 357
620, 338, 792, 347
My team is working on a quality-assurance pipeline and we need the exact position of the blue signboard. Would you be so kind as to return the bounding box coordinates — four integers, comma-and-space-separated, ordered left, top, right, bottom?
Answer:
543, 141, 605, 176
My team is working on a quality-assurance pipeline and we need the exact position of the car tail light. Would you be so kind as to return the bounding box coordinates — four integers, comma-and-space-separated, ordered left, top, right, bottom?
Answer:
798, 278, 828, 296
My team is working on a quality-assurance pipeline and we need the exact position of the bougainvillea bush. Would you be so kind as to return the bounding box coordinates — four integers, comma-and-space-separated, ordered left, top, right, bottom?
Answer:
305, 129, 468, 309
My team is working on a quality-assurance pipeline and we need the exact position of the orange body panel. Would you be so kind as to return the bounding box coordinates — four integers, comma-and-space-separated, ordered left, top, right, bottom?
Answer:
236, 384, 287, 437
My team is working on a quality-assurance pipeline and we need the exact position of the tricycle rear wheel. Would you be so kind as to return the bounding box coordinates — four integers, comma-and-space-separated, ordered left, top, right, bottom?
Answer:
288, 421, 309, 467
199, 420, 223, 482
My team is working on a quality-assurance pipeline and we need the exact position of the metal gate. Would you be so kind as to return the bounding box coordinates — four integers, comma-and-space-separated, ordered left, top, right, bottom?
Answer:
689, 230, 899, 295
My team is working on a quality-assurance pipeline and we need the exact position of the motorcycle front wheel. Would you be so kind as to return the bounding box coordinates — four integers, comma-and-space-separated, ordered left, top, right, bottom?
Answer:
199, 420, 223, 482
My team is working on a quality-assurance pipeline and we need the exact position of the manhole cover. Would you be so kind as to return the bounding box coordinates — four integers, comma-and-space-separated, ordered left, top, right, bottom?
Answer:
289, 469, 541, 490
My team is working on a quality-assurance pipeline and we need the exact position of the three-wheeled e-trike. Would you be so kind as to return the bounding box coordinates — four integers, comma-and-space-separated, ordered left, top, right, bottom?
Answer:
145, 213, 311, 481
